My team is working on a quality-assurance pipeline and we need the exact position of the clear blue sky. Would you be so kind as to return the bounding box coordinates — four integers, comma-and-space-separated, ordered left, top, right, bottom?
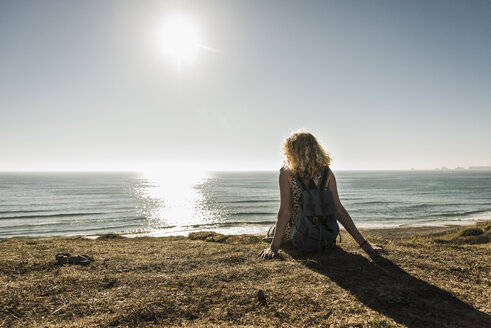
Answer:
1, 0, 490, 171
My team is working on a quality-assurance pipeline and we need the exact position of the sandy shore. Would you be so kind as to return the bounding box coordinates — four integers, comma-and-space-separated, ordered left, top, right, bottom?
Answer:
1, 221, 490, 327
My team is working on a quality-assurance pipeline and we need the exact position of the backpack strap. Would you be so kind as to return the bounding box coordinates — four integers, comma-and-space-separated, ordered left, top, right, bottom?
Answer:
297, 168, 328, 190
308, 179, 317, 189
296, 175, 308, 191
296, 176, 316, 190
318, 166, 329, 190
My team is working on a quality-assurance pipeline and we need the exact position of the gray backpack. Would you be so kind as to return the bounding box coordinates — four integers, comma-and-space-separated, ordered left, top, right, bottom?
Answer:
289, 166, 340, 251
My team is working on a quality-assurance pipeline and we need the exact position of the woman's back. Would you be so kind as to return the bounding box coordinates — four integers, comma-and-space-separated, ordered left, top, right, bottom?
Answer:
281, 166, 331, 242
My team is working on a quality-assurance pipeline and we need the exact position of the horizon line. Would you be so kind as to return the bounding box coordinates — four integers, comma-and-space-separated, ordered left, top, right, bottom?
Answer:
1, 167, 490, 173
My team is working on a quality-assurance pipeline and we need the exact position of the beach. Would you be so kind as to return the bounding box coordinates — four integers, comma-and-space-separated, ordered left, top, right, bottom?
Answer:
1, 221, 490, 327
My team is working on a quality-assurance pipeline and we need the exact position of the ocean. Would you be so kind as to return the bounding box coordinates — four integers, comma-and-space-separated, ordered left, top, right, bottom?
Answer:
1, 170, 490, 238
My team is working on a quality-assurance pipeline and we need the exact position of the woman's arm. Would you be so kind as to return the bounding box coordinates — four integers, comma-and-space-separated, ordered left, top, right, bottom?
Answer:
259, 167, 291, 259
329, 171, 384, 254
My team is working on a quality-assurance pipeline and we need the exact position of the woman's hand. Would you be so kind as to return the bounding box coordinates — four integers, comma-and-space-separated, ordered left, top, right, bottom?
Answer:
259, 247, 278, 260
362, 242, 385, 255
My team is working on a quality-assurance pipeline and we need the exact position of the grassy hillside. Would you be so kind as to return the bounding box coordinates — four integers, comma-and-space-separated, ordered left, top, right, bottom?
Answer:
1, 221, 490, 327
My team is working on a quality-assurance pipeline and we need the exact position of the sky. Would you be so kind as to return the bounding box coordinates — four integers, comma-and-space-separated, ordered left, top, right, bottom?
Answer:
0, 0, 490, 171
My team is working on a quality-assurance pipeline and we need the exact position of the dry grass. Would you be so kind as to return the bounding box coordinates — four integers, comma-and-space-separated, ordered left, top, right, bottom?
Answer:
1, 221, 490, 327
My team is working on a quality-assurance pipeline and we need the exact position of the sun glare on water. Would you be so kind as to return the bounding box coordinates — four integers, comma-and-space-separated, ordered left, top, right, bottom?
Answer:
157, 15, 203, 67
137, 168, 220, 235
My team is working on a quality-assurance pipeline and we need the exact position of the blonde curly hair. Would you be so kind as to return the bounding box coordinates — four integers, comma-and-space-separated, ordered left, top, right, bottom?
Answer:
282, 130, 332, 180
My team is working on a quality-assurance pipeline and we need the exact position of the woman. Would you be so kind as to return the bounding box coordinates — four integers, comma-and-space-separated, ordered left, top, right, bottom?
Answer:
259, 130, 384, 260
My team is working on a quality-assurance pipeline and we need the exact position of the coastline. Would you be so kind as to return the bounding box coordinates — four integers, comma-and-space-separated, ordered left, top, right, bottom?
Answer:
111, 217, 491, 239
2, 218, 488, 240
1, 221, 490, 327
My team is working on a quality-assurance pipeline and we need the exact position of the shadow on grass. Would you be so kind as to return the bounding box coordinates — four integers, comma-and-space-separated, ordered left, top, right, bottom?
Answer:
283, 245, 491, 328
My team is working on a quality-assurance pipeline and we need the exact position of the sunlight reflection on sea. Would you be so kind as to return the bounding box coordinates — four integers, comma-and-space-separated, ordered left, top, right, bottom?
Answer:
137, 170, 224, 234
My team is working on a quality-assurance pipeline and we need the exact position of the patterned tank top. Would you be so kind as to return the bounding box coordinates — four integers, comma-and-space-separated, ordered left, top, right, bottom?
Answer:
282, 172, 302, 243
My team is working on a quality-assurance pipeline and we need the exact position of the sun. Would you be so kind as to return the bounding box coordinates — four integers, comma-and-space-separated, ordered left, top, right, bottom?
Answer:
157, 15, 201, 66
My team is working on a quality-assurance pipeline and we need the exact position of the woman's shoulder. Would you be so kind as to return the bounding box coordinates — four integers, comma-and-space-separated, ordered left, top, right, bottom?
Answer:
280, 166, 292, 175
279, 166, 294, 182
